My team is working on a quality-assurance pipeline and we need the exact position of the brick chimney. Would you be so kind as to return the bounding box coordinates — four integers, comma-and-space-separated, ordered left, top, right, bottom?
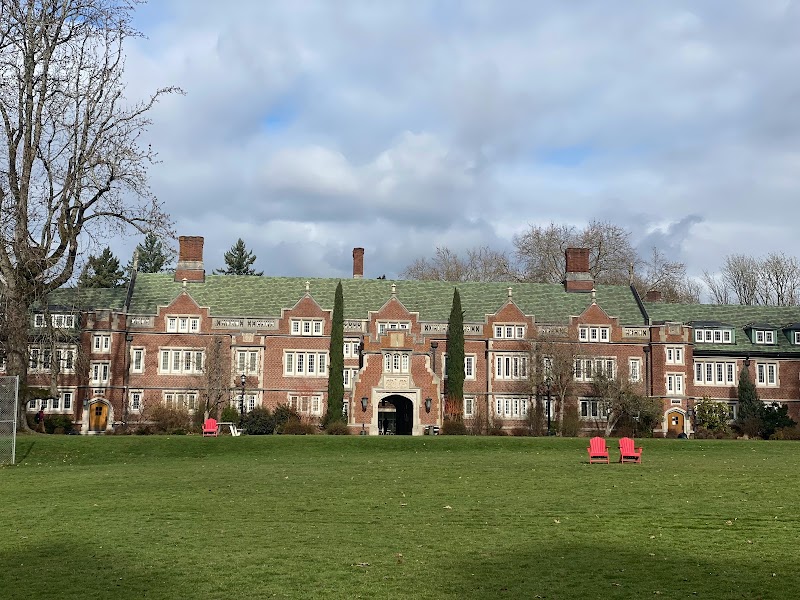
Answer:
174, 236, 205, 283
645, 290, 663, 303
563, 247, 594, 293
353, 247, 364, 279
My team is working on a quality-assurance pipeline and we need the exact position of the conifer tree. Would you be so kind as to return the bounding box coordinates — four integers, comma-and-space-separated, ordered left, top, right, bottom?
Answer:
445, 288, 465, 417
78, 247, 125, 288
214, 239, 263, 275
128, 232, 174, 274
324, 282, 345, 426
736, 365, 763, 436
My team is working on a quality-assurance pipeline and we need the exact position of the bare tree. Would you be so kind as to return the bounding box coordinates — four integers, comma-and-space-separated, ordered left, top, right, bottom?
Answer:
759, 252, 800, 306
200, 336, 230, 420
636, 247, 701, 303
1, 1, 178, 426
513, 220, 640, 284
401, 246, 515, 282
590, 371, 647, 436
703, 252, 800, 306
528, 336, 578, 431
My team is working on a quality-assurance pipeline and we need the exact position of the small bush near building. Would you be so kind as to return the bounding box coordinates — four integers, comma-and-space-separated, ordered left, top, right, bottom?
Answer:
770, 425, 800, 440
441, 418, 467, 435
240, 407, 275, 435
273, 404, 302, 433
325, 421, 350, 435
560, 405, 581, 437
281, 418, 316, 435
150, 406, 193, 434
44, 414, 73, 434
220, 405, 240, 424
509, 426, 532, 437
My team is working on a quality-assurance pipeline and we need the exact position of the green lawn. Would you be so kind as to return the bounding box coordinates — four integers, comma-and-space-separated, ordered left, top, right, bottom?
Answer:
1, 435, 799, 599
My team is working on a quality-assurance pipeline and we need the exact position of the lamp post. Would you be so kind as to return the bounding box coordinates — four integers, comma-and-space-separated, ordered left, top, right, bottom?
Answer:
425, 397, 432, 413
239, 373, 246, 417
430, 341, 438, 373
360, 396, 368, 436
546, 379, 552, 436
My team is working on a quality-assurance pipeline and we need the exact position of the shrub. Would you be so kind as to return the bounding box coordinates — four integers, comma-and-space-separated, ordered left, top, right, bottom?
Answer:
510, 426, 532, 437
281, 418, 316, 435
770, 425, 800, 440
325, 421, 350, 435
240, 407, 275, 435
44, 414, 73, 434
220, 405, 240, 424
273, 404, 302, 433
134, 425, 153, 435
560, 404, 581, 437
150, 406, 192, 434
487, 419, 506, 436
441, 418, 467, 435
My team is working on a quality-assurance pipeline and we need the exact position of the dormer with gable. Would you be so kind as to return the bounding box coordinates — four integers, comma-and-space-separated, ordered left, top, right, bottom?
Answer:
744, 322, 778, 346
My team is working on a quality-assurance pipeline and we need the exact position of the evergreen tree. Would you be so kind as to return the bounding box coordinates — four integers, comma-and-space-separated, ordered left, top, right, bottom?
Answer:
445, 288, 465, 418
78, 247, 125, 288
127, 232, 174, 274
324, 282, 345, 426
736, 365, 763, 437
214, 238, 263, 275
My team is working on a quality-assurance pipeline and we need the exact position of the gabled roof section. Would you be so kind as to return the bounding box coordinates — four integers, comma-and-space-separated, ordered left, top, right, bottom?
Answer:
124, 274, 647, 325
44, 286, 128, 311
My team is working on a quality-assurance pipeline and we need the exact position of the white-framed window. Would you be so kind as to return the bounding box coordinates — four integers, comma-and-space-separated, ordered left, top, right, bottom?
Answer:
288, 394, 322, 416
693, 361, 736, 386
580, 399, 608, 419
794, 331, 800, 345
694, 328, 734, 344
494, 354, 528, 380
493, 395, 529, 420
343, 339, 361, 358
40, 390, 75, 414
493, 324, 526, 339
54, 347, 76, 373
129, 390, 143, 413
291, 319, 324, 336
573, 358, 616, 382
166, 316, 200, 333
442, 354, 477, 380
159, 349, 205, 374
666, 373, 684, 396
90, 361, 110, 384
236, 349, 260, 374
61, 390, 73, 412
284, 351, 328, 377
578, 326, 610, 342
382, 352, 410, 374
665, 346, 684, 365
756, 362, 778, 386
92, 334, 111, 353
343, 368, 358, 389
629, 358, 641, 382
753, 330, 775, 345
464, 396, 475, 418
34, 313, 76, 328
163, 391, 199, 411
130, 348, 145, 373
377, 321, 411, 336
234, 393, 260, 412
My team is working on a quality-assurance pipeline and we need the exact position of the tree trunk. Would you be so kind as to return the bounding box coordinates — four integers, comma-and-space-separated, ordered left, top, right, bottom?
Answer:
5, 291, 31, 431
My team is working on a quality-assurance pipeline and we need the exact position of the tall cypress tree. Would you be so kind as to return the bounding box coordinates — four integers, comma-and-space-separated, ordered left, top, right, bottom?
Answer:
446, 288, 465, 417
325, 282, 345, 426
736, 364, 763, 436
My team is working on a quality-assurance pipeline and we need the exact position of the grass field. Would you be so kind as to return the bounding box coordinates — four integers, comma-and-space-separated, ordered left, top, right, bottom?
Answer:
1, 435, 799, 599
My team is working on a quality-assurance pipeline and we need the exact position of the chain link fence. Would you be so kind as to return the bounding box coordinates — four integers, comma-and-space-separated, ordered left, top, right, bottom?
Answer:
0, 376, 19, 465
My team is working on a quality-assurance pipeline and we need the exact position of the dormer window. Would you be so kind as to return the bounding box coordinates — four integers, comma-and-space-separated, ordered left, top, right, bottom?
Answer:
167, 316, 200, 333
753, 330, 775, 345
694, 328, 734, 344
794, 331, 800, 345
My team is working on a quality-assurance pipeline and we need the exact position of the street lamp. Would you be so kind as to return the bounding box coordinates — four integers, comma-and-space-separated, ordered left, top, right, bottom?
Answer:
425, 397, 432, 413
430, 341, 438, 373
239, 373, 246, 417
546, 379, 552, 436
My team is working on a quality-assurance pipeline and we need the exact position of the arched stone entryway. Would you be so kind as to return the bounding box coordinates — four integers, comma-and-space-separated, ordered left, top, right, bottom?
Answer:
665, 409, 687, 437
380, 395, 414, 435
84, 399, 112, 434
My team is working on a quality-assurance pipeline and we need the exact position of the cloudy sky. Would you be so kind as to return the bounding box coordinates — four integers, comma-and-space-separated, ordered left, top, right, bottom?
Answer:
110, 0, 800, 282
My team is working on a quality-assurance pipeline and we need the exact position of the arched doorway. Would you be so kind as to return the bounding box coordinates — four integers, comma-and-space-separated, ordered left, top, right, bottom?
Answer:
666, 409, 685, 436
381, 395, 414, 435
89, 400, 109, 433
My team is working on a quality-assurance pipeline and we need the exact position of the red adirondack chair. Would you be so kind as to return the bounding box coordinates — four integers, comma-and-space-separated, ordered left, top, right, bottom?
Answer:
587, 436, 609, 463
618, 437, 643, 463
202, 418, 218, 437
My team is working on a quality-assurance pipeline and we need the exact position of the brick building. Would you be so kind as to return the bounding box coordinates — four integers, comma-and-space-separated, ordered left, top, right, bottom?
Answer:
15, 236, 800, 435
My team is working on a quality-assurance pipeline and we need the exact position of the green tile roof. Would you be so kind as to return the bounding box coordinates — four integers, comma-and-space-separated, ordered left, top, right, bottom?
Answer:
127, 274, 648, 325
644, 302, 800, 354
42, 286, 128, 310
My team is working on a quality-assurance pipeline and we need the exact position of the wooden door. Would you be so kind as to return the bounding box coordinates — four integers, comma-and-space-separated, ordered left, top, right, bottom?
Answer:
668, 411, 684, 436
89, 403, 108, 431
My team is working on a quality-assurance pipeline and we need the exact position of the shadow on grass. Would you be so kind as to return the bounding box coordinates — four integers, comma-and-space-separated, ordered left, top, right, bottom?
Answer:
437, 541, 799, 599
